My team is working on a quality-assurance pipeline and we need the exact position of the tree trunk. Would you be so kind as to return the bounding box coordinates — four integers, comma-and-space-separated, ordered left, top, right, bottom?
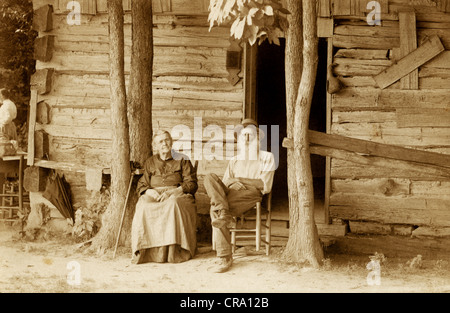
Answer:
283, 0, 303, 259
118, 0, 154, 248
128, 0, 153, 166
91, 0, 130, 253
282, 0, 324, 267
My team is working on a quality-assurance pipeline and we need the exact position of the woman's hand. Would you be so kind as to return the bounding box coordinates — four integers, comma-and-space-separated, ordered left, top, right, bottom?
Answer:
142, 189, 160, 202
157, 186, 183, 202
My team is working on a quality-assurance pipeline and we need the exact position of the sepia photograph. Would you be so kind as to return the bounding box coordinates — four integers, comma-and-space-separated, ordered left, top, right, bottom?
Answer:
1, 0, 450, 299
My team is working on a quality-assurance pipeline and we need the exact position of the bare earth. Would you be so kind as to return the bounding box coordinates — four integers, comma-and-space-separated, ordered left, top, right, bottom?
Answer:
1, 224, 450, 294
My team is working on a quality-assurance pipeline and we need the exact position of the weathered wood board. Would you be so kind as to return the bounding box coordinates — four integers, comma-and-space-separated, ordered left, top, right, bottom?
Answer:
374, 35, 445, 89
399, 10, 418, 89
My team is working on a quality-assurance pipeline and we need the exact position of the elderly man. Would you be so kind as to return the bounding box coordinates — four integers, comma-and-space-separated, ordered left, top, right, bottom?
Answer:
131, 130, 198, 264
204, 118, 276, 273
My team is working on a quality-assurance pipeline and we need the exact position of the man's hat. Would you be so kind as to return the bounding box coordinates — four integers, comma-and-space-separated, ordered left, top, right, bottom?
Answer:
241, 118, 258, 128
239, 118, 265, 140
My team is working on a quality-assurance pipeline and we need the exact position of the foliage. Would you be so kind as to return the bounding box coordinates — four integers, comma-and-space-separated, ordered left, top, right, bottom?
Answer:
0, 0, 36, 118
208, 0, 290, 45
72, 189, 111, 241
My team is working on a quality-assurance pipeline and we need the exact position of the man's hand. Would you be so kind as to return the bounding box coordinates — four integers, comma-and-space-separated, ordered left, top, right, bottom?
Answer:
229, 181, 246, 191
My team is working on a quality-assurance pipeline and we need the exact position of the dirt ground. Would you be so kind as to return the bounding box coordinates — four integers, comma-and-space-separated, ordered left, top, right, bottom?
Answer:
1, 223, 450, 294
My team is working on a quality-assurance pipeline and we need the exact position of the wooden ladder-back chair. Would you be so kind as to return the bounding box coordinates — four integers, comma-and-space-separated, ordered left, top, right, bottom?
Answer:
212, 190, 273, 256
230, 191, 272, 256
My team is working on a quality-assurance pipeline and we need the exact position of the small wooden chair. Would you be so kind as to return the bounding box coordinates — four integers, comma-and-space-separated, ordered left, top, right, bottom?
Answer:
212, 191, 273, 256
230, 191, 272, 256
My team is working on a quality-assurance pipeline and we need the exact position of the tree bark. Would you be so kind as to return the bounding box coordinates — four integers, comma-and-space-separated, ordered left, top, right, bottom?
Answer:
128, 0, 153, 166
283, 0, 302, 259
91, 0, 130, 253
116, 0, 154, 248
282, 0, 324, 267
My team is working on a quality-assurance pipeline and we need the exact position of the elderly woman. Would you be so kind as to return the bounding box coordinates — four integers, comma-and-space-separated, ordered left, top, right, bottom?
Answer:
131, 130, 198, 264
0, 89, 18, 156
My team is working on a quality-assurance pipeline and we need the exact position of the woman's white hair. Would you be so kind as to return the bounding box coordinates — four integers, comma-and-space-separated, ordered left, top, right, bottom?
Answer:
152, 129, 172, 143
0, 99, 17, 125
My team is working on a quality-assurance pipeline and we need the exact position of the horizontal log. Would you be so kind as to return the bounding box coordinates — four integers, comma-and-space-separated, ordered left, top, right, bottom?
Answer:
33, 159, 106, 174
332, 110, 396, 124
329, 193, 450, 226
328, 234, 450, 259
334, 48, 390, 60
37, 115, 243, 141
50, 137, 112, 168
49, 73, 243, 103
331, 158, 450, 180
47, 19, 231, 48
333, 34, 400, 49
310, 145, 450, 179
48, 135, 239, 170
49, 105, 243, 125
419, 77, 450, 89
410, 181, 450, 197
412, 226, 450, 238
332, 88, 450, 109
331, 178, 411, 196
334, 58, 392, 76
334, 24, 400, 38
415, 12, 450, 23
333, 29, 450, 50
389, 1, 444, 14
331, 121, 450, 146
36, 123, 112, 140
53, 36, 228, 57
396, 108, 450, 128
419, 67, 450, 78
36, 51, 230, 77
309, 130, 450, 169
348, 221, 392, 235
417, 21, 450, 29
49, 73, 243, 99
337, 76, 379, 88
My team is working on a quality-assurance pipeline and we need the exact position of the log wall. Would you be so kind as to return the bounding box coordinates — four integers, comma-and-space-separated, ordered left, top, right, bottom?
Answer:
31, 0, 243, 210
326, 0, 450, 232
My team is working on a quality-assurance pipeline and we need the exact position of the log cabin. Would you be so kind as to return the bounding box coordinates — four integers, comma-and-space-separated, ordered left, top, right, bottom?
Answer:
26, 0, 450, 242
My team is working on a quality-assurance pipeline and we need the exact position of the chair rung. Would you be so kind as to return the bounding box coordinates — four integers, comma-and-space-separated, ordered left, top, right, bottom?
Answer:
230, 229, 257, 232
235, 235, 259, 239
235, 236, 269, 241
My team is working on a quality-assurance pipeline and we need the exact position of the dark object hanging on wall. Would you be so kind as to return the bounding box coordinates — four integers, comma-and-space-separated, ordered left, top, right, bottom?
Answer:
43, 171, 74, 222
327, 63, 343, 94
226, 39, 242, 86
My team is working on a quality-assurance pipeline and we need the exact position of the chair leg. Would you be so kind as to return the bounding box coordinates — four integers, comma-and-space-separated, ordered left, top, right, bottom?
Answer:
9, 183, 14, 218
1, 183, 4, 220
212, 227, 216, 251
256, 202, 261, 251
265, 210, 272, 256
231, 228, 236, 254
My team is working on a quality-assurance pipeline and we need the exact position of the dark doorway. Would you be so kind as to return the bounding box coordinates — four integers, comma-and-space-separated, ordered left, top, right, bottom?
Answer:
255, 38, 328, 211
256, 39, 288, 206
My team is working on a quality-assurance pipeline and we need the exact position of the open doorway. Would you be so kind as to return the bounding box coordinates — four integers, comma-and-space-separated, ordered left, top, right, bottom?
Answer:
254, 38, 328, 217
